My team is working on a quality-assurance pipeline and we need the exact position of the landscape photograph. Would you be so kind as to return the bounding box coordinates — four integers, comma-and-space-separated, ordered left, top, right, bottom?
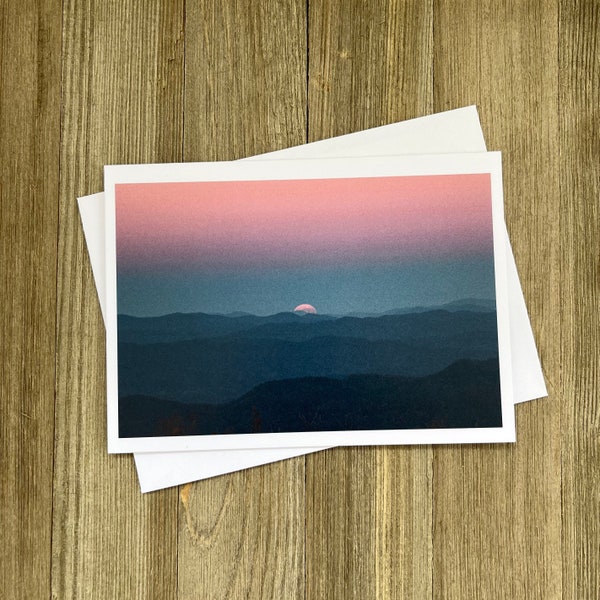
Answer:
115, 173, 502, 438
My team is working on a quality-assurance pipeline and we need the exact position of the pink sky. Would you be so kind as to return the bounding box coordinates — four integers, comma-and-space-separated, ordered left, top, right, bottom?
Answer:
116, 174, 493, 272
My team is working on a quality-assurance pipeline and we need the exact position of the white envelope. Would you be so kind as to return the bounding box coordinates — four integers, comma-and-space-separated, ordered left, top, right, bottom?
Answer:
78, 106, 546, 491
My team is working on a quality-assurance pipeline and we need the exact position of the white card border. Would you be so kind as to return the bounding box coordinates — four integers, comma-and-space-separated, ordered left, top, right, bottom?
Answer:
105, 151, 515, 453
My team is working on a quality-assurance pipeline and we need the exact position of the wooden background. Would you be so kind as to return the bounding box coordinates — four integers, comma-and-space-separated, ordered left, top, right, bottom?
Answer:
1, 1, 598, 598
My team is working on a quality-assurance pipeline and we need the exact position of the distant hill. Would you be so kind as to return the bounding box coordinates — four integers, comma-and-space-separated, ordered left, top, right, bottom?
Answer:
119, 358, 502, 437
341, 298, 495, 318
118, 310, 335, 344
118, 299, 495, 344
118, 312, 498, 404
231, 310, 497, 344
383, 298, 495, 316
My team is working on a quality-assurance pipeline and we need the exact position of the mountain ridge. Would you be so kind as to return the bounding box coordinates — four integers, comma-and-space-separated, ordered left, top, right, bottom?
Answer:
118, 313, 499, 404
118, 302, 497, 345
119, 358, 502, 437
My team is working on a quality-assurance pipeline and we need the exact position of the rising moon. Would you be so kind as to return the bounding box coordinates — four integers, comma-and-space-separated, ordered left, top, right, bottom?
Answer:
293, 303, 317, 314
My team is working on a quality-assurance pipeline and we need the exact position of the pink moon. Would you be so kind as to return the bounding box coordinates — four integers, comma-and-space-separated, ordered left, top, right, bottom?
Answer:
293, 303, 317, 314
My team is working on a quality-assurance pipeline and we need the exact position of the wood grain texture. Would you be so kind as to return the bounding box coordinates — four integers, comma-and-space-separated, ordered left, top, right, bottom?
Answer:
178, 460, 305, 599
308, 0, 433, 140
51, 2, 183, 598
559, 1, 600, 597
178, 2, 307, 598
306, 2, 434, 598
0, 1, 62, 598
0, 1, 599, 598
433, 1, 562, 598
184, 0, 307, 162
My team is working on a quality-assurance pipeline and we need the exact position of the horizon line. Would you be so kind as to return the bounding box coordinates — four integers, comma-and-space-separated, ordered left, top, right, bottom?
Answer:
117, 297, 496, 320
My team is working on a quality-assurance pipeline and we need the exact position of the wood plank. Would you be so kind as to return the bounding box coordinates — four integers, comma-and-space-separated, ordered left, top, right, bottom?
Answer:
558, 1, 600, 597
50, 2, 183, 598
0, 0, 62, 597
184, 0, 307, 162
432, 1, 562, 597
177, 2, 307, 598
306, 2, 434, 598
1, 1, 597, 597
178, 461, 305, 599
308, 0, 433, 140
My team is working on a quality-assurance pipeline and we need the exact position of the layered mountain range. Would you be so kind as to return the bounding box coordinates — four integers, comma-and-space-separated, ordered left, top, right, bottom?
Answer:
117, 299, 502, 437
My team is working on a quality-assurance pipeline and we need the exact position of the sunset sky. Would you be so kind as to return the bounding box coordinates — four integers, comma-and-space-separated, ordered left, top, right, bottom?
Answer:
116, 174, 496, 316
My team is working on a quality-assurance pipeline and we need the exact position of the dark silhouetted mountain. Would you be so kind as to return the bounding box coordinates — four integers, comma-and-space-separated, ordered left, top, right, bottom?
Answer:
117, 308, 499, 412
118, 299, 495, 344
118, 310, 335, 344
231, 310, 498, 346
119, 358, 502, 437
118, 314, 498, 406
119, 335, 453, 403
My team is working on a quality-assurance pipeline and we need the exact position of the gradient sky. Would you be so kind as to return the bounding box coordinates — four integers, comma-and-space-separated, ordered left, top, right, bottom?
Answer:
116, 174, 495, 316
